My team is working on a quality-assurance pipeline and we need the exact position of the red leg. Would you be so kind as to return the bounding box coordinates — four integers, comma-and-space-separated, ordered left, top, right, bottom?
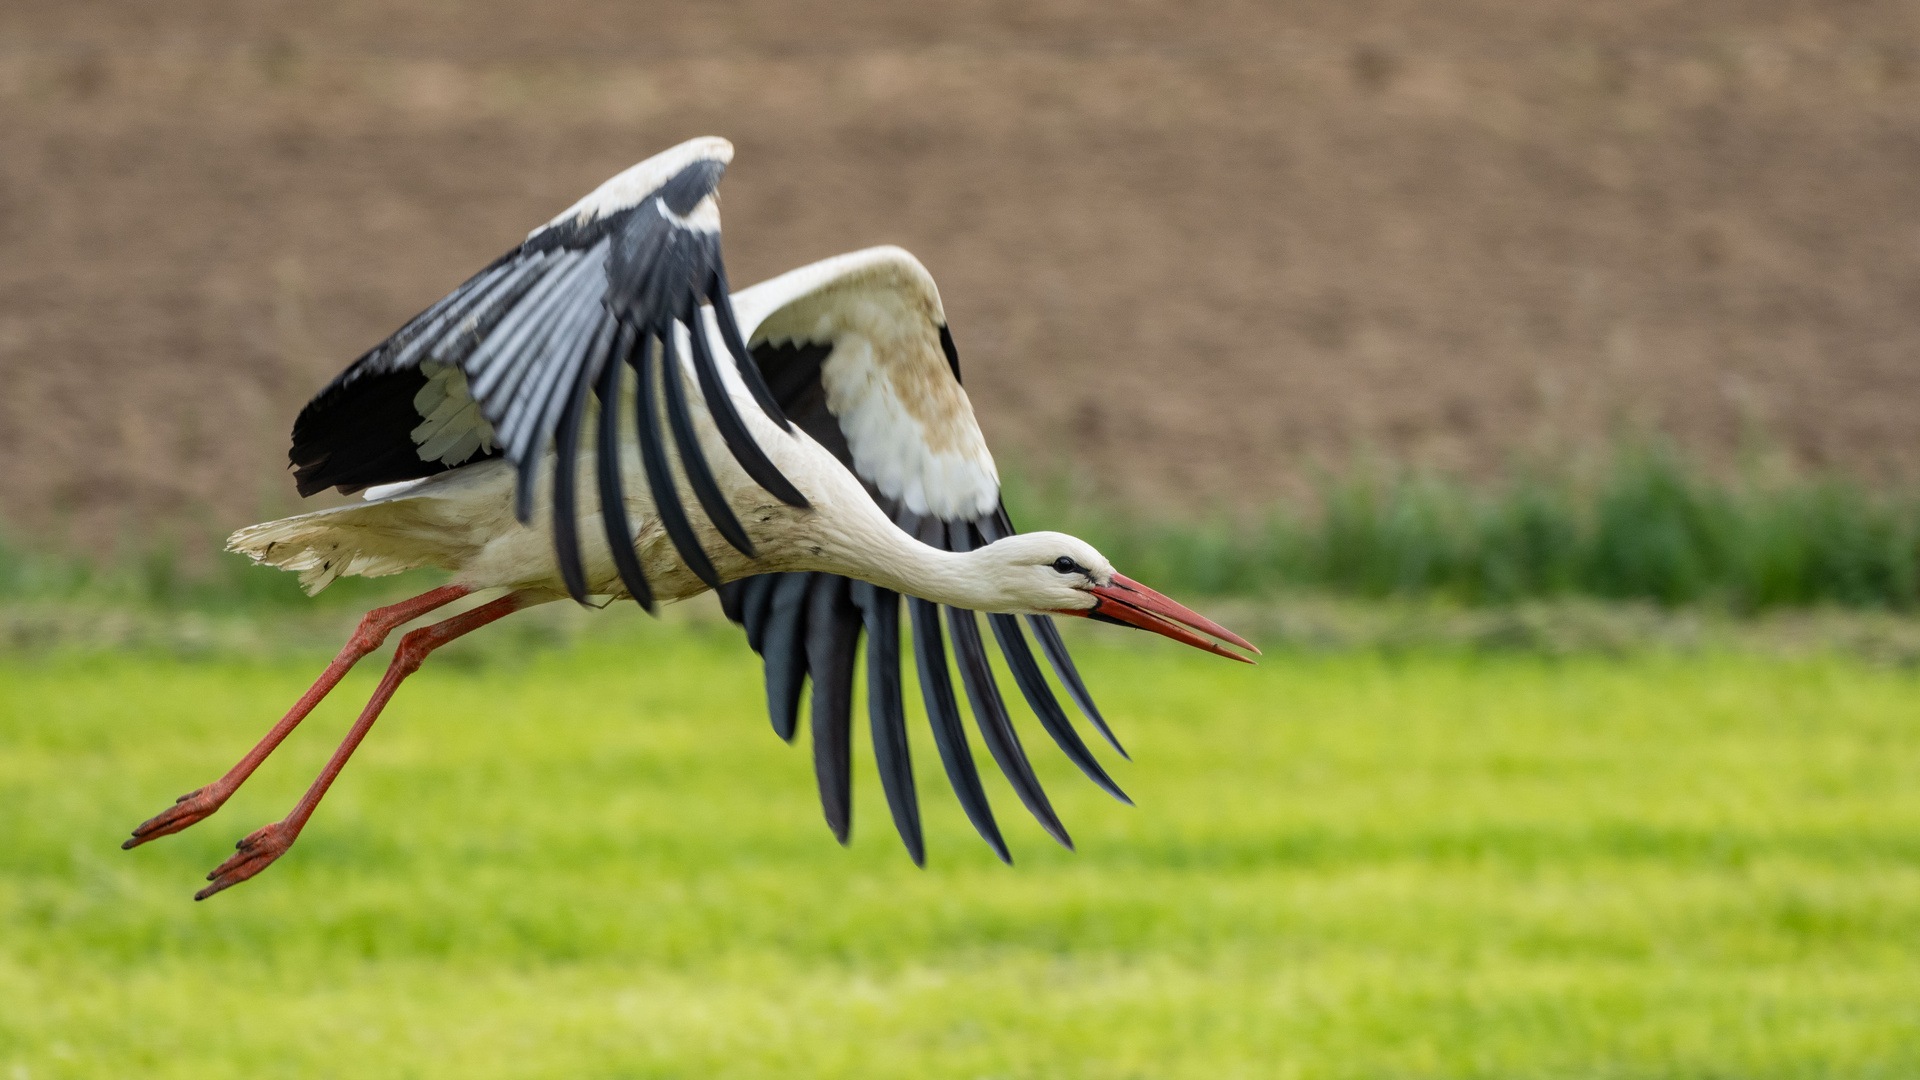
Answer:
124, 584, 470, 850
195, 590, 533, 900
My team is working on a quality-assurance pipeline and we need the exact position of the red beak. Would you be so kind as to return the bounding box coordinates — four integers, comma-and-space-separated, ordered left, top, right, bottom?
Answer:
1060, 572, 1259, 663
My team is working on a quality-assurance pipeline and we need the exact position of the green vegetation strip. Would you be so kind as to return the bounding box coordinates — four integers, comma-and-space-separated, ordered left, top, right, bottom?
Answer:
4, 622, 1919, 1077
1011, 445, 1920, 608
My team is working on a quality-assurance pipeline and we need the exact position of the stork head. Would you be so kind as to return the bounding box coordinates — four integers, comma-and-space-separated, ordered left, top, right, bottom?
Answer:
975, 532, 1258, 663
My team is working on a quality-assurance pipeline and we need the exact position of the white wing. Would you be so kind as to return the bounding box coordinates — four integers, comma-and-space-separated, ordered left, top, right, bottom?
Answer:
732, 247, 1000, 521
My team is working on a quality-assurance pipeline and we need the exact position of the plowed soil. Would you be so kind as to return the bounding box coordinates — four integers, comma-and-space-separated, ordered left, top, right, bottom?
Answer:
4, 1, 1919, 547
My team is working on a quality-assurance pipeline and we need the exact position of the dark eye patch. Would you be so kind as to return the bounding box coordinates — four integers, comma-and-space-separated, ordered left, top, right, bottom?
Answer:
1052, 556, 1081, 575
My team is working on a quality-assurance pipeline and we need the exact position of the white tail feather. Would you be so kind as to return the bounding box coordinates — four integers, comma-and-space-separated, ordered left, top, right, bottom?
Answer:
228, 460, 518, 594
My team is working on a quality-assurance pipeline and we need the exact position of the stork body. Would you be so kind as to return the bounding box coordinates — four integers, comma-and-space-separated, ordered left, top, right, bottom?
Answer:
125, 139, 1254, 899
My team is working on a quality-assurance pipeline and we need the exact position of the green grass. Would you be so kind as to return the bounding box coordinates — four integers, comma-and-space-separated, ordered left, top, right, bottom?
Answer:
1007, 444, 1920, 609
4, 618, 1920, 1077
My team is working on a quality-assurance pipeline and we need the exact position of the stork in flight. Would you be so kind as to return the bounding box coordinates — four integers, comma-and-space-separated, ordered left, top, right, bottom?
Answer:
122, 137, 1256, 899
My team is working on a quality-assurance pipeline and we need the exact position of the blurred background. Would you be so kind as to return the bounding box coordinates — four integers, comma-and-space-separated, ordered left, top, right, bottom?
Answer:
5, 0, 1919, 561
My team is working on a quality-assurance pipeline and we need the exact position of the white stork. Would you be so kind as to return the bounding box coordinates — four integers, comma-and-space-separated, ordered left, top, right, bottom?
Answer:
122, 137, 1256, 899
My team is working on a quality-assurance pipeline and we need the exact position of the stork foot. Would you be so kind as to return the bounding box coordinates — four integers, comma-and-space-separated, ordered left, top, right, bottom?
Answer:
123, 784, 231, 850
195, 821, 298, 901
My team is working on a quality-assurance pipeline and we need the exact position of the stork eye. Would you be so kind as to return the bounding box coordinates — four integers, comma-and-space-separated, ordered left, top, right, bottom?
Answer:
1052, 556, 1079, 574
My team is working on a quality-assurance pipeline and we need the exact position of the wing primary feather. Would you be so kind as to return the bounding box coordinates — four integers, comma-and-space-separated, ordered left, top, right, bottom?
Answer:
470, 247, 605, 407
977, 508, 1126, 757
740, 575, 777, 653
945, 604, 1072, 850
987, 612, 1130, 804
908, 595, 1009, 864
515, 313, 614, 523
466, 250, 585, 398
508, 304, 607, 464
706, 267, 794, 431
548, 353, 597, 604
633, 327, 722, 591
716, 580, 748, 624
389, 261, 514, 369
472, 278, 580, 426
760, 573, 813, 741
855, 582, 924, 866
661, 322, 758, 556
687, 306, 810, 509
504, 300, 603, 473
430, 255, 550, 365
594, 328, 655, 612
502, 298, 599, 449
1027, 615, 1127, 758
806, 574, 861, 845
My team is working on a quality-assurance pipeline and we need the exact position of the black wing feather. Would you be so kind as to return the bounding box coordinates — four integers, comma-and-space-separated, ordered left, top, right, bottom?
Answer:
548, 356, 597, 603
686, 305, 809, 510
594, 327, 654, 611
514, 308, 614, 523
633, 330, 721, 592
987, 612, 1130, 804
806, 574, 862, 844
854, 582, 924, 866
909, 595, 1011, 863
1026, 613, 1127, 758
759, 572, 813, 742
945, 603, 1072, 851
710, 266, 795, 431
740, 575, 778, 653
661, 322, 757, 557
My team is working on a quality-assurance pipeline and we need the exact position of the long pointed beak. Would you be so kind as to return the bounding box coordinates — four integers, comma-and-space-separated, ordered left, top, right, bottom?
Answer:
1063, 572, 1259, 663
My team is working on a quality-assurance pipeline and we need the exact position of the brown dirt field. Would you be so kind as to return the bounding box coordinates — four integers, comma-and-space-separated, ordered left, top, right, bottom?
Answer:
4, 1, 1919, 550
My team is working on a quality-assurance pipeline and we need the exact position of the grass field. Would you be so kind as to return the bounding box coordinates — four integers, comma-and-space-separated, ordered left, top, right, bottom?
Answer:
4, 614, 1920, 1078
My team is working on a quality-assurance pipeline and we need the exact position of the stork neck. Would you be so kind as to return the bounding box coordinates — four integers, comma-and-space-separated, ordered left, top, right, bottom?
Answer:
822, 500, 1012, 612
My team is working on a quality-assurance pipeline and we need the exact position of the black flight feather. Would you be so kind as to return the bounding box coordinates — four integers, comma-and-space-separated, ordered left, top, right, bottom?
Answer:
717, 580, 745, 623
594, 328, 654, 612
806, 574, 861, 845
632, 328, 721, 592
987, 612, 1130, 804
909, 595, 1010, 864
854, 582, 923, 866
686, 302, 808, 512
740, 575, 778, 654
760, 572, 813, 742
549, 356, 597, 604
1027, 614, 1127, 758
661, 320, 757, 556
945, 604, 1072, 851
514, 311, 613, 524
708, 266, 796, 433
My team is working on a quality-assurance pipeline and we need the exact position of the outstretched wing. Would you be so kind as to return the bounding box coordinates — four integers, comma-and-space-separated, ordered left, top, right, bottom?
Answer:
713, 248, 1127, 866
287, 137, 805, 609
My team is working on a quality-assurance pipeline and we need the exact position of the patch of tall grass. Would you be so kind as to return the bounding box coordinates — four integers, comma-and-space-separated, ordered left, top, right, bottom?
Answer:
1008, 444, 1920, 609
